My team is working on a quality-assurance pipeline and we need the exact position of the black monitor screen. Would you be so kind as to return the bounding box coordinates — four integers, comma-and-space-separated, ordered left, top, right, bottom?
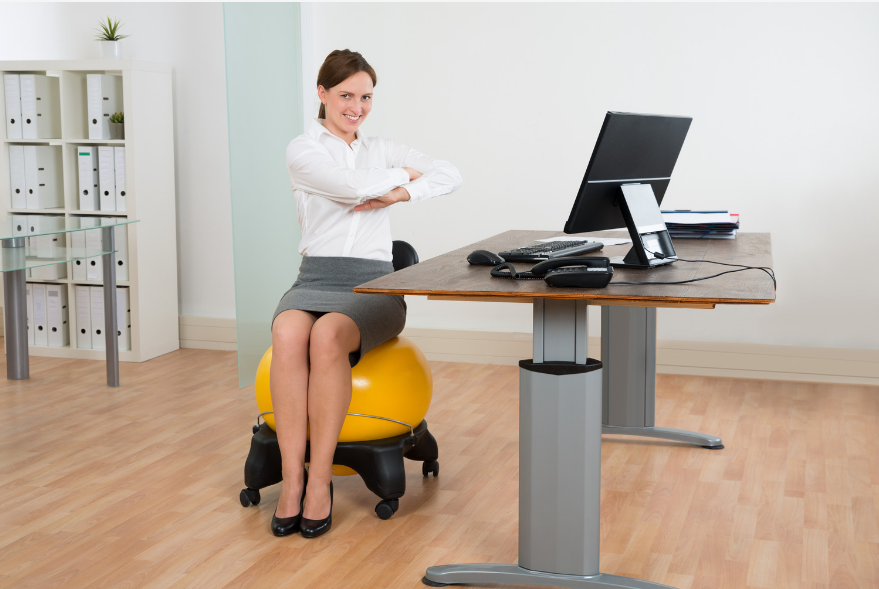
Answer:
564, 112, 692, 234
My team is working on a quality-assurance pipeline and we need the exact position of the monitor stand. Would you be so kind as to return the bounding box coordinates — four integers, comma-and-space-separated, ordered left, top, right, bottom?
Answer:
610, 183, 678, 270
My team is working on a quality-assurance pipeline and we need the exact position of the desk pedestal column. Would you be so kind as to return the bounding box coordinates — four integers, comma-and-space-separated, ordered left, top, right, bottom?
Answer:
519, 360, 602, 576
423, 300, 675, 589
600, 307, 722, 449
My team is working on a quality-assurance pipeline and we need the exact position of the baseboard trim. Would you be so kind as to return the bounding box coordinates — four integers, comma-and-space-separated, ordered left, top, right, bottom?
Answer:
179, 339, 237, 351
179, 316, 237, 351
83, 318, 879, 386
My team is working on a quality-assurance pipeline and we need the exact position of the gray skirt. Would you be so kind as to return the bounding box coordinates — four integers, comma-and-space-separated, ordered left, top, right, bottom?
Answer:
272, 256, 407, 366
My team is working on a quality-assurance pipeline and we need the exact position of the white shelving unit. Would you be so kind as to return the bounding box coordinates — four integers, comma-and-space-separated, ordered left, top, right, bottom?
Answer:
0, 60, 179, 362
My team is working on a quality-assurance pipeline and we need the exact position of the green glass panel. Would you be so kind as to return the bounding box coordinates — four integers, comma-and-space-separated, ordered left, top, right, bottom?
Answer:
223, 3, 303, 387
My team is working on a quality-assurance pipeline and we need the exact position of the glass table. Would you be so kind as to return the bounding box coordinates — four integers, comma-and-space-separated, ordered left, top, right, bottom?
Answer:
0, 216, 139, 386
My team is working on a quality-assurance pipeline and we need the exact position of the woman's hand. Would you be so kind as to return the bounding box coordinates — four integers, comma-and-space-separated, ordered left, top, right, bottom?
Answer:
403, 167, 422, 182
353, 186, 411, 211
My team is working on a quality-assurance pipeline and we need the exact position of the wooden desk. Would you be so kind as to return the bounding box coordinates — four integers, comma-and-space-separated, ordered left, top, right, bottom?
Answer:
355, 230, 775, 308
356, 231, 775, 589
359, 229, 776, 450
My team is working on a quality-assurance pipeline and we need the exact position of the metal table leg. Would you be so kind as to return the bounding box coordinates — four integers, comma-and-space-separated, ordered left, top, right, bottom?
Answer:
101, 227, 119, 387
2, 238, 29, 380
423, 300, 676, 589
601, 307, 722, 449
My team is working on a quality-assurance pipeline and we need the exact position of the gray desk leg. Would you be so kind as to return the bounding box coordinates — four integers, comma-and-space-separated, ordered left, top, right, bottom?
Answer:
423, 300, 676, 589
101, 227, 119, 387
2, 238, 29, 380
600, 306, 722, 449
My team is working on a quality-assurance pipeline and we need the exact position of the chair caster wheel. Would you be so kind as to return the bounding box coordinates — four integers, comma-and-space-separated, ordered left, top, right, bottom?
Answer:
422, 460, 439, 477
252, 424, 260, 434
375, 499, 399, 520
422, 576, 448, 587
240, 488, 260, 507
703, 444, 724, 450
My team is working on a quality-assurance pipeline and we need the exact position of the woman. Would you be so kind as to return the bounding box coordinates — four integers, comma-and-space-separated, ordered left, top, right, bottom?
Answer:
270, 49, 462, 539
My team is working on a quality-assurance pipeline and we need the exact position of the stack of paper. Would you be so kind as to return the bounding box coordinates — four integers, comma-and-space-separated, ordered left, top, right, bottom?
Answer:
661, 211, 740, 239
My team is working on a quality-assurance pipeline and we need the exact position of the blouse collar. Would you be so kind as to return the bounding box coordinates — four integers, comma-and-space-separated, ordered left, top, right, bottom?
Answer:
310, 118, 367, 148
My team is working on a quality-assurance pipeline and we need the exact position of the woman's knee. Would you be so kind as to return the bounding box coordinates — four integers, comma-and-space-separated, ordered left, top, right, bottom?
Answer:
272, 311, 315, 359
309, 315, 359, 365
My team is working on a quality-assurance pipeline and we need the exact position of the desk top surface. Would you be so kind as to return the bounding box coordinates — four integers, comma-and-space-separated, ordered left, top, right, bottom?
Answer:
354, 230, 776, 308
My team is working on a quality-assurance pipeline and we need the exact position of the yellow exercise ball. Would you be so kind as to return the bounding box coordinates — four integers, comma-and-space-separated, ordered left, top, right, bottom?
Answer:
254, 336, 433, 443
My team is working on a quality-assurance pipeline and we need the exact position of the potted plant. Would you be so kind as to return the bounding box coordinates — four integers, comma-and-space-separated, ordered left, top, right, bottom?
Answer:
109, 112, 125, 139
95, 17, 129, 59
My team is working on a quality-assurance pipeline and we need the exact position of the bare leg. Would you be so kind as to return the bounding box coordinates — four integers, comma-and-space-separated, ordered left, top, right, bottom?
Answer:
303, 312, 360, 520
271, 310, 317, 518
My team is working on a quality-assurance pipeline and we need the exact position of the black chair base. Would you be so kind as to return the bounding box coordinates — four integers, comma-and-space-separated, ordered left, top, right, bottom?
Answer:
241, 420, 439, 520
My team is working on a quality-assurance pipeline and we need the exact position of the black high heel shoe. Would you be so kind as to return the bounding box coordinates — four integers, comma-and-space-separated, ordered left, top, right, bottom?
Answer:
271, 469, 308, 537
300, 481, 333, 539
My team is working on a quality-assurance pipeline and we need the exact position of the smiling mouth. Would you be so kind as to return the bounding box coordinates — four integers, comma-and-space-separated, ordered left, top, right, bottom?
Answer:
344, 114, 361, 122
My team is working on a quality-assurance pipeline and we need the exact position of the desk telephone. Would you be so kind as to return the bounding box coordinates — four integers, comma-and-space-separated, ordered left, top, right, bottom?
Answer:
490, 256, 614, 288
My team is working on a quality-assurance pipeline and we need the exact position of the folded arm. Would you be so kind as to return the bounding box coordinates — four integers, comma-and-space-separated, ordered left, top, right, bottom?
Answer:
385, 140, 463, 202
286, 140, 409, 204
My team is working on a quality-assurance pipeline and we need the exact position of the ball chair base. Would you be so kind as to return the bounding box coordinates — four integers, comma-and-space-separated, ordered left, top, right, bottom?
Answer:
241, 419, 439, 520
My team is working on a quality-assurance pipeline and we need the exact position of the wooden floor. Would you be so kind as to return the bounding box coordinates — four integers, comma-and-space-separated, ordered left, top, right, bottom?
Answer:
0, 345, 877, 589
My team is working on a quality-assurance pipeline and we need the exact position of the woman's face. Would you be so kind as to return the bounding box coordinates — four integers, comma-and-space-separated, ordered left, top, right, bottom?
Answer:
319, 71, 374, 141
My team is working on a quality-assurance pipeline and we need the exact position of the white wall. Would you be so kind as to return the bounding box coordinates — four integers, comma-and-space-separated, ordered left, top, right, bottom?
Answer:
311, 2, 879, 350
0, 2, 236, 319
4, 3, 877, 351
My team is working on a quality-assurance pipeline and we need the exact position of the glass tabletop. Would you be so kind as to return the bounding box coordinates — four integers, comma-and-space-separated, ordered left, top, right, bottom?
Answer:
1, 245, 116, 273
0, 215, 139, 240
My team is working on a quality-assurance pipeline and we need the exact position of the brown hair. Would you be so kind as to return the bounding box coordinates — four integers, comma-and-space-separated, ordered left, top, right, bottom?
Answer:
317, 49, 377, 119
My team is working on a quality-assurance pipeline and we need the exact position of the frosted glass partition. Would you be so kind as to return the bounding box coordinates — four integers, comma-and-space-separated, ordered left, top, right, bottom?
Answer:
224, 3, 304, 387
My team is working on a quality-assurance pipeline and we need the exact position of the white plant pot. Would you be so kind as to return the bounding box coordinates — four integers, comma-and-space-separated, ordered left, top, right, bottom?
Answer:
101, 41, 123, 60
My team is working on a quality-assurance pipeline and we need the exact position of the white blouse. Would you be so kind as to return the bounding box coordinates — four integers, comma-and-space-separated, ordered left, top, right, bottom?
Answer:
285, 119, 463, 262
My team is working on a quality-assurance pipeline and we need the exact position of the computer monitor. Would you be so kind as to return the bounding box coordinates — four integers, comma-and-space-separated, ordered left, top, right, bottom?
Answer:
564, 112, 692, 269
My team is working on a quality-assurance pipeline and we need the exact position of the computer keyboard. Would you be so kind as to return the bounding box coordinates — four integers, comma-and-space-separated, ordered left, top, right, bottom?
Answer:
499, 240, 603, 262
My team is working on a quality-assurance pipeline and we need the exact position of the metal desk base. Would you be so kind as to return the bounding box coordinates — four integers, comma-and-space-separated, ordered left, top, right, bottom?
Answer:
424, 565, 673, 588
602, 425, 722, 448
601, 307, 722, 449
3, 239, 29, 380
2, 228, 120, 387
423, 300, 677, 589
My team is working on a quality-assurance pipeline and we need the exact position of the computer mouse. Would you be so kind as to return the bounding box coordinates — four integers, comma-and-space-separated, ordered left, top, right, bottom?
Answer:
467, 250, 505, 266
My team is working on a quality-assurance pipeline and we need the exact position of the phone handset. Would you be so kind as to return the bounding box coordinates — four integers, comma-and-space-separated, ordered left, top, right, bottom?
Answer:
490, 257, 614, 288
529, 257, 608, 276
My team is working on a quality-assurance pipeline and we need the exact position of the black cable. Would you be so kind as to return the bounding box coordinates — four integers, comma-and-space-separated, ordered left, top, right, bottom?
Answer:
490, 263, 542, 280
641, 249, 776, 289
613, 266, 774, 287
679, 258, 775, 287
